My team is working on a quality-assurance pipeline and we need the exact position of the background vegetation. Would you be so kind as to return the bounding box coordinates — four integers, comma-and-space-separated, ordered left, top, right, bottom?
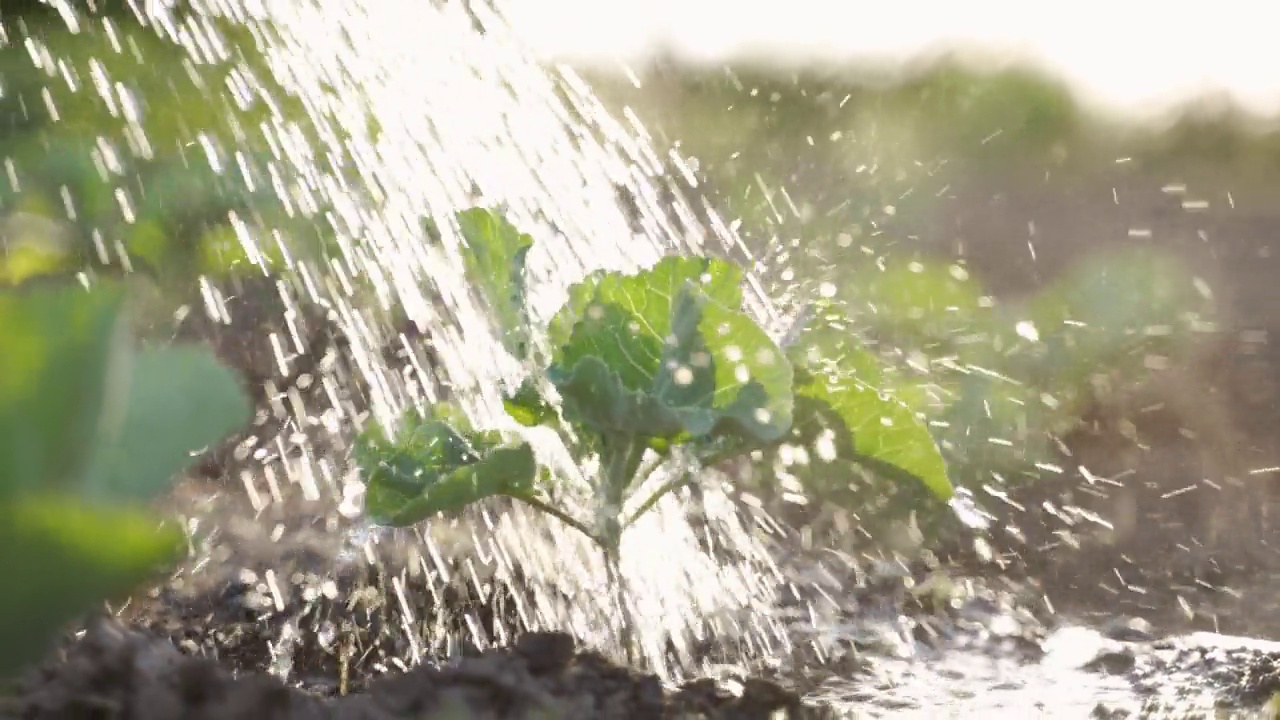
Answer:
5, 1, 1280, 559
583, 61, 1280, 549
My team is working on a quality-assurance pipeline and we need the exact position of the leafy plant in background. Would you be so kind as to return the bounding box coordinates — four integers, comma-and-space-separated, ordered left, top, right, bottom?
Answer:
0, 281, 250, 678
0, 11, 346, 338
0, 137, 342, 286
746, 245, 1214, 546
354, 207, 953, 661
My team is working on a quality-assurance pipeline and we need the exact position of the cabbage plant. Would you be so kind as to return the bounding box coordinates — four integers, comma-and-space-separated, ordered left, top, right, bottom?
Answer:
0, 281, 250, 678
354, 208, 953, 659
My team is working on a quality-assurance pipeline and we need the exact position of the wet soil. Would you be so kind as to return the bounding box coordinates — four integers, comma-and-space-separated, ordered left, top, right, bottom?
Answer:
9, 617, 820, 720
12, 473, 1280, 720
2, 482, 825, 720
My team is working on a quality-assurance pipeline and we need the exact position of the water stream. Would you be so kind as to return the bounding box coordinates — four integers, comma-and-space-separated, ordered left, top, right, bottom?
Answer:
121, 0, 794, 680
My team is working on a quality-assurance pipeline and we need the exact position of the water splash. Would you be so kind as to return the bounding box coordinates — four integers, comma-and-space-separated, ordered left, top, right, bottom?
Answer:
10, 0, 798, 679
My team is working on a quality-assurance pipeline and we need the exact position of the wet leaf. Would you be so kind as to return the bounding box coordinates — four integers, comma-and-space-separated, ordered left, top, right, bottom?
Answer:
787, 301, 886, 386
503, 377, 559, 428
546, 356, 690, 438
0, 209, 79, 285
0, 495, 184, 678
81, 346, 251, 503
357, 407, 539, 526
546, 257, 792, 442
195, 223, 288, 280
1, 142, 116, 231
546, 255, 743, 356
0, 285, 127, 498
125, 220, 173, 275
134, 155, 246, 232
0, 243, 70, 285
455, 208, 534, 360
791, 366, 953, 501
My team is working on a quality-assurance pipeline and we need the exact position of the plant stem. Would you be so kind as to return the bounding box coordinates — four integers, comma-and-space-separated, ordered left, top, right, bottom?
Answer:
621, 469, 693, 531
602, 542, 636, 666
603, 436, 646, 495
517, 491, 638, 664
515, 496, 600, 545
632, 451, 663, 487
600, 434, 644, 665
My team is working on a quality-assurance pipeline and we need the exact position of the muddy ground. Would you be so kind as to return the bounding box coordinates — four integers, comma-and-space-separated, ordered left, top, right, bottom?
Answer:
13, 480, 1280, 719
2, 475, 827, 720
11, 619, 816, 719
0, 481, 1038, 720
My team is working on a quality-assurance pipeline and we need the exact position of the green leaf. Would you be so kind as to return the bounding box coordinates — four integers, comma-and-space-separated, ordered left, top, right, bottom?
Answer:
133, 154, 244, 231
455, 208, 534, 360
82, 345, 251, 504
196, 223, 288, 280
356, 407, 539, 527
503, 377, 559, 428
693, 327, 886, 469
791, 366, 953, 501
787, 301, 885, 385
546, 255, 743, 357
0, 495, 184, 678
661, 282, 794, 439
124, 220, 174, 275
545, 356, 691, 438
546, 257, 792, 442
2, 141, 115, 232
0, 284, 128, 498
0, 244, 69, 285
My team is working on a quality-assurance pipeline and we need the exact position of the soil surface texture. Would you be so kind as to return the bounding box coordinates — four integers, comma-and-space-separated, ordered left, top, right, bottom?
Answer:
8, 618, 826, 720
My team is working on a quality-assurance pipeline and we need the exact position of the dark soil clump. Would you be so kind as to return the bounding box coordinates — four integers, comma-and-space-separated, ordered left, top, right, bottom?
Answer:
8, 618, 823, 720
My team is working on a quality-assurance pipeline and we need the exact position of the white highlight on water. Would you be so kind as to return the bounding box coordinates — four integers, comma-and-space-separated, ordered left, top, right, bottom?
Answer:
140, 0, 797, 679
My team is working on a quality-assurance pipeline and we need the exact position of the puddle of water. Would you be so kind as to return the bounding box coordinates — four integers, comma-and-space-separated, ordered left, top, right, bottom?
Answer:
823, 648, 1138, 718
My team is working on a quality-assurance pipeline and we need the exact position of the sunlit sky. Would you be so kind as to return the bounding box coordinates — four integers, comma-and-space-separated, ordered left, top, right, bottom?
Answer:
504, 0, 1280, 119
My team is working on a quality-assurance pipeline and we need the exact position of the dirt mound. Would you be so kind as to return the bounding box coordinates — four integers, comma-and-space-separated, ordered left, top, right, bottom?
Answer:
9, 618, 826, 720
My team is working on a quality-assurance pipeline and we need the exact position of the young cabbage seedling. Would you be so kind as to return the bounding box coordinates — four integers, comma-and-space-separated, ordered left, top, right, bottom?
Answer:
355, 208, 953, 663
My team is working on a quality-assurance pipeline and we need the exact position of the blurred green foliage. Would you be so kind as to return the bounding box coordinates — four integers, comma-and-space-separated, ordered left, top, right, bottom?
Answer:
0, 281, 250, 678
0, 4, 343, 326
734, 240, 1214, 545
589, 61, 1280, 305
